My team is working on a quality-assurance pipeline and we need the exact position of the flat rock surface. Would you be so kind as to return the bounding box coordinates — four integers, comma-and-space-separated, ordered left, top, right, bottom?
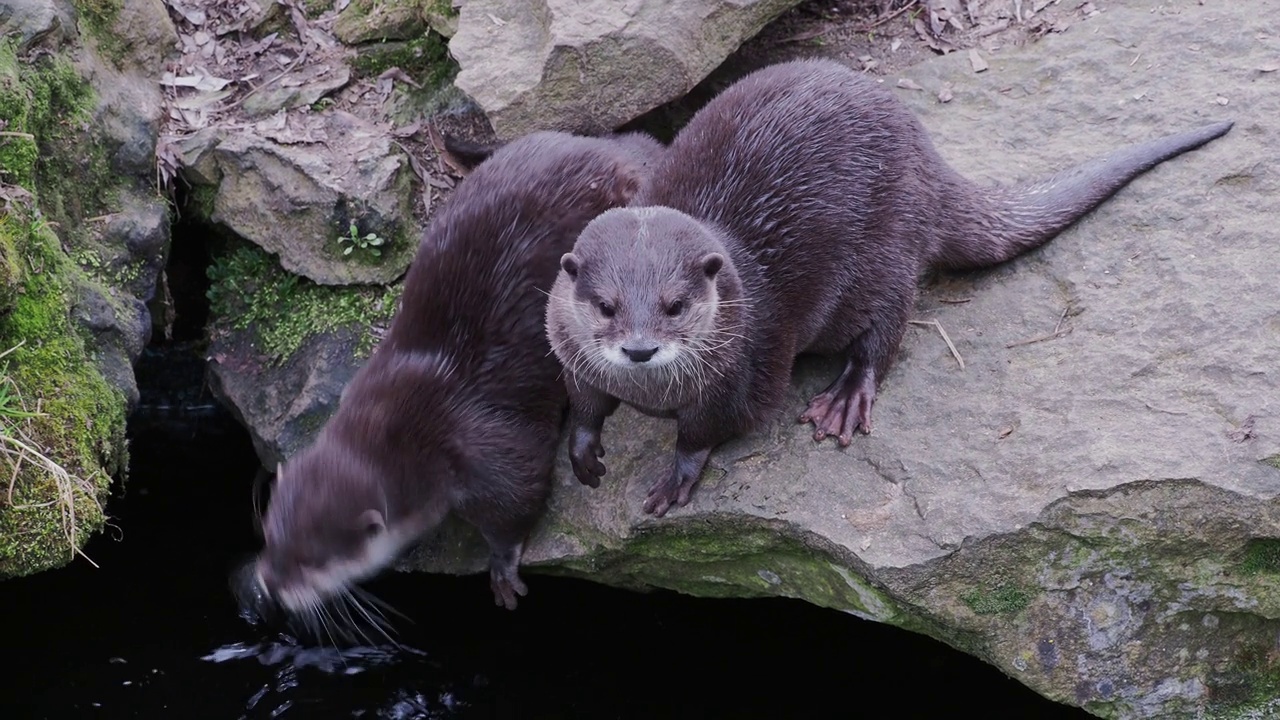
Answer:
196, 111, 418, 286
405, 2, 1280, 716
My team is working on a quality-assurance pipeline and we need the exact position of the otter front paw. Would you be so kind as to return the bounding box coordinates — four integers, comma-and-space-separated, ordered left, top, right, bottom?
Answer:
489, 563, 528, 610
568, 426, 607, 488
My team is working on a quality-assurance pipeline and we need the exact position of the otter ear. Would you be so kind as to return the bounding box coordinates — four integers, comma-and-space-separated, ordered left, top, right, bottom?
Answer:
359, 509, 386, 538
561, 253, 580, 280
700, 253, 724, 279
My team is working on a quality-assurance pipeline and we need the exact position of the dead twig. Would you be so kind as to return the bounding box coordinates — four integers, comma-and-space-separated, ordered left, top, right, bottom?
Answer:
1006, 305, 1074, 348
784, 0, 921, 43
908, 319, 964, 369
1006, 324, 1073, 349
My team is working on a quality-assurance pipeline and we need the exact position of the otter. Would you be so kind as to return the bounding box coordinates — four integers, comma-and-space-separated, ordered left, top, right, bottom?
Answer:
233, 129, 665, 624
545, 58, 1232, 517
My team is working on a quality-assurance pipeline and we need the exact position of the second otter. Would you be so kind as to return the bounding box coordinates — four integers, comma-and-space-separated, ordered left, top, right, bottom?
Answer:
546, 58, 1232, 517
234, 129, 664, 625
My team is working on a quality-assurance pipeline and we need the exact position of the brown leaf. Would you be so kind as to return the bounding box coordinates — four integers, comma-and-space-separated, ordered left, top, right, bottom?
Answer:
969, 49, 989, 72
1227, 415, 1258, 443
377, 67, 422, 90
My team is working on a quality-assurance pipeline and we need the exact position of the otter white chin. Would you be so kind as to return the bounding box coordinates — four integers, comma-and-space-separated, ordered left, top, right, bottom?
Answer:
545, 58, 1232, 518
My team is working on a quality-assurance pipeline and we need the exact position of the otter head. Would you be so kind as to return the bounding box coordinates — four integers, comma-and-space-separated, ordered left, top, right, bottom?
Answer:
237, 432, 420, 624
549, 207, 739, 380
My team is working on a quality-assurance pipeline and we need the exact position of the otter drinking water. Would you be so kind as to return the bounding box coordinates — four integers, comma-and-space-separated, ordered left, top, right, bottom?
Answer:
545, 58, 1232, 517
233, 129, 664, 623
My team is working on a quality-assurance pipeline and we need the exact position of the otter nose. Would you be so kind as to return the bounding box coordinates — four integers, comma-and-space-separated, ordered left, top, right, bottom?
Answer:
622, 345, 659, 363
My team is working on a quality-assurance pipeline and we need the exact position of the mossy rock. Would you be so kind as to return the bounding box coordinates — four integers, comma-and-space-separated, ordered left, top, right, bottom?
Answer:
0, 208, 127, 579
0, 33, 134, 578
206, 240, 403, 366
334, 0, 459, 44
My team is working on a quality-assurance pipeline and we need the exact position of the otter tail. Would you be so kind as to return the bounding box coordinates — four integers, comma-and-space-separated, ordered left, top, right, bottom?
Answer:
933, 120, 1233, 270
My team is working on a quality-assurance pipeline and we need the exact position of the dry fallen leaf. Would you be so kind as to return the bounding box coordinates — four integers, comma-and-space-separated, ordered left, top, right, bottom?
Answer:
160, 70, 233, 92
897, 78, 925, 91
938, 83, 954, 103
1226, 415, 1258, 443
170, 1, 207, 26
969, 48, 989, 72
172, 89, 233, 110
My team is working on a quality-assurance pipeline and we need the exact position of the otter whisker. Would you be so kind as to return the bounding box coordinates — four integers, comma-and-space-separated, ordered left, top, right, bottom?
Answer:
334, 592, 372, 647
315, 599, 344, 650
350, 585, 413, 626
344, 588, 400, 646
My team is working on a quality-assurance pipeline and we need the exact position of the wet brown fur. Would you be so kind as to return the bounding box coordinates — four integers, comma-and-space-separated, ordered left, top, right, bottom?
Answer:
248, 129, 665, 613
547, 58, 1232, 516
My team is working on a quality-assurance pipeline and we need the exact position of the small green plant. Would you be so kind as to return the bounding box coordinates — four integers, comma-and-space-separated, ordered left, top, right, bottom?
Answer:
339, 221, 386, 257
0, 342, 38, 422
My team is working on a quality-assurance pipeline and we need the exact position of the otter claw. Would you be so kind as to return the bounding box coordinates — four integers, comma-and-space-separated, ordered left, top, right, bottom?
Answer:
568, 427, 607, 488
489, 565, 528, 610
643, 478, 687, 518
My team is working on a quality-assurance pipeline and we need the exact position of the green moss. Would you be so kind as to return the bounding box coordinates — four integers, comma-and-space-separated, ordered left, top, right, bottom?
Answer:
1239, 539, 1280, 576
542, 519, 903, 620
188, 184, 219, 220
1204, 634, 1280, 719
1262, 455, 1280, 471
72, 0, 127, 65
961, 584, 1032, 615
0, 210, 127, 578
303, 0, 335, 15
350, 32, 452, 85
0, 39, 108, 251
206, 242, 403, 365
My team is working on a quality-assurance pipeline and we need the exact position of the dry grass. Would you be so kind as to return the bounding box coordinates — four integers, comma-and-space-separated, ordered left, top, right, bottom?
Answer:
0, 341, 103, 568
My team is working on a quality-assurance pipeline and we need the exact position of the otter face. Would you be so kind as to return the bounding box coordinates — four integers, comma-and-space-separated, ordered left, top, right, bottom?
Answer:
253, 440, 412, 615
552, 207, 731, 376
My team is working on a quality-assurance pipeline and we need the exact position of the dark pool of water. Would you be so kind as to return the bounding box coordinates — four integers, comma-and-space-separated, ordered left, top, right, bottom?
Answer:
0, 346, 1092, 720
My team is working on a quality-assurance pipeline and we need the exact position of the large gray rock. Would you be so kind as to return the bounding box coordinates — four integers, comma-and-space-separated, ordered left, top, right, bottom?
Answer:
0, 0, 75, 51
398, 3, 1277, 718
181, 111, 418, 286
448, 0, 803, 139
212, 1, 1280, 716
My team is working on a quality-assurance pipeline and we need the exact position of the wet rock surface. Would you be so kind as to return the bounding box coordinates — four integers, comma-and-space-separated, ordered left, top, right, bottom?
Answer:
394, 2, 1279, 717
448, 0, 805, 139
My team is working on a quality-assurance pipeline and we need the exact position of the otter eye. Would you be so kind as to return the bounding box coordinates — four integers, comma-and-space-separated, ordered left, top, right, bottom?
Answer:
665, 300, 684, 317
598, 301, 616, 318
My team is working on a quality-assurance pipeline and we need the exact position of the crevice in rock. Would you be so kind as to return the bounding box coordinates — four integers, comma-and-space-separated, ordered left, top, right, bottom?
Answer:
131, 184, 239, 438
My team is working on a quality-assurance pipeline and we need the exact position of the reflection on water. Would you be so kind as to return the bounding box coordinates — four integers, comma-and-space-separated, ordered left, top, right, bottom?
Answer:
202, 638, 468, 719
0, 347, 1092, 719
